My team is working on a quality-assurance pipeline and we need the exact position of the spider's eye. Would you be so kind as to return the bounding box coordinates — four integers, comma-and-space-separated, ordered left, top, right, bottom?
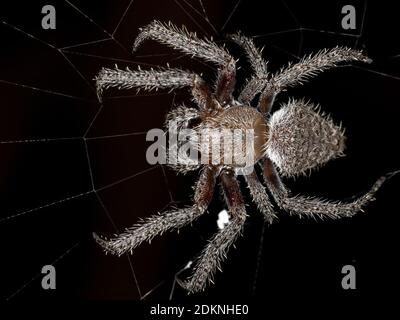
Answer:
187, 117, 202, 129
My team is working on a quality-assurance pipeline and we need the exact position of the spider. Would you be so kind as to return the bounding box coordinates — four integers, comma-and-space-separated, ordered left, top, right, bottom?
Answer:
93, 20, 393, 294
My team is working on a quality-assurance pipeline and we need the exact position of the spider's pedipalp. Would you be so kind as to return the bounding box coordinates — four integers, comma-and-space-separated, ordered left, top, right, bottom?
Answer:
245, 171, 276, 224
258, 46, 371, 112
262, 158, 391, 219
158, 105, 202, 174
93, 166, 217, 256
266, 99, 345, 177
180, 169, 247, 293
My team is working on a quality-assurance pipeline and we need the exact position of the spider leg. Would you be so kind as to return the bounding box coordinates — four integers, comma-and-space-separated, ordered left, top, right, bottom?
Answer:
95, 66, 214, 109
165, 105, 200, 129
133, 20, 232, 67
258, 47, 371, 114
230, 33, 268, 78
179, 169, 247, 293
229, 33, 269, 105
133, 21, 237, 106
245, 171, 276, 224
262, 158, 390, 219
93, 166, 217, 256
214, 58, 236, 106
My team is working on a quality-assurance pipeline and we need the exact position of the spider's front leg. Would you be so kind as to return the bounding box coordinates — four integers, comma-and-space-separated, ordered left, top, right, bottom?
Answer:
132, 20, 237, 106
179, 169, 247, 293
262, 158, 390, 219
93, 166, 217, 256
133, 20, 232, 67
95, 67, 215, 110
214, 57, 236, 106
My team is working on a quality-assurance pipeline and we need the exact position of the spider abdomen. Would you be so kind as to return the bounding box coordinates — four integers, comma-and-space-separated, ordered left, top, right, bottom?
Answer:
266, 100, 346, 176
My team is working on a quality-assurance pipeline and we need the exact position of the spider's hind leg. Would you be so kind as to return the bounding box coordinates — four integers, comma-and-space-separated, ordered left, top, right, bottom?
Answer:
262, 158, 393, 219
245, 171, 276, 224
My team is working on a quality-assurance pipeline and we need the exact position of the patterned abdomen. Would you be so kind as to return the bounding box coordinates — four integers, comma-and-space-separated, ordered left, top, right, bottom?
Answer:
266, 100, 346, 177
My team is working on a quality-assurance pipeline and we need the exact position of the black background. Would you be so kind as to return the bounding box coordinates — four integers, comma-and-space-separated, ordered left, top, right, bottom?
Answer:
0, 0, 399, 310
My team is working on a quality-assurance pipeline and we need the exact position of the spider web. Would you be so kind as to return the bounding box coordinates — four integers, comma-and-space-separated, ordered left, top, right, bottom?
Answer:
1, 0, 399, 302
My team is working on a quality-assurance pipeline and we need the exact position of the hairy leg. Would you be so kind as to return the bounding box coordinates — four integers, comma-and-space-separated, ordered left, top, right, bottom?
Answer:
93, 166, 218, 256
229, 33, 269, 105
133, 21, 237, 106
214, 58, 236, 106
133, 20, 232, 67
95, 66, 214, 109
262, 158, 391, 219
258, 47, 371, 113
245, 171, 276, 224
179, 169, 247, 293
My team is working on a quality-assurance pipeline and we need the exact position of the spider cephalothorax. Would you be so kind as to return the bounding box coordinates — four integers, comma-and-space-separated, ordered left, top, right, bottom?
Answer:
93, 21, 391, 293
